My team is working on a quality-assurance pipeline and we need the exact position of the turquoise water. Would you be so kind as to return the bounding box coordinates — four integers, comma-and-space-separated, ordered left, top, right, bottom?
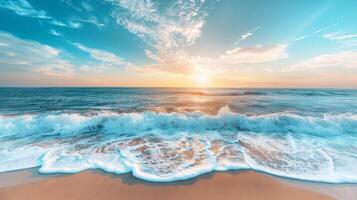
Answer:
0, 88, 357, 182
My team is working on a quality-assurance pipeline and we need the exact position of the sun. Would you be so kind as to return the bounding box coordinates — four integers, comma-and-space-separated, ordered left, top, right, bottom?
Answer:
193, 73, 209, 86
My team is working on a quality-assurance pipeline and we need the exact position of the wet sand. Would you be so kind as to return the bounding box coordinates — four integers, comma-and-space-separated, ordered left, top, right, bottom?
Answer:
0, 170, 337, 200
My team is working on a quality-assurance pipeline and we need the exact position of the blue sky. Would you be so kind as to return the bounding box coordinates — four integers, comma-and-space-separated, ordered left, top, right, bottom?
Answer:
0, 0, 357, 87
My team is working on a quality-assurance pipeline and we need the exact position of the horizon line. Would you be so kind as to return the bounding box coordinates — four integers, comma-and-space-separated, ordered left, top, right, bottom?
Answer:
0, 86, 356, 90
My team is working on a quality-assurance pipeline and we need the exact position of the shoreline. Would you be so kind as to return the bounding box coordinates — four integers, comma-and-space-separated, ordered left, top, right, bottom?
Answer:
1, 169, 354, 200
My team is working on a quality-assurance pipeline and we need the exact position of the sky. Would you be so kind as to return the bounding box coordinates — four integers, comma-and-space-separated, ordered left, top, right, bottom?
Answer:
0, 0, 357, 88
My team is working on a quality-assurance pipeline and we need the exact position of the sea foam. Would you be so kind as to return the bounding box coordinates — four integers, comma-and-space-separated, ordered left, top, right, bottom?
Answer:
1, 106, 357, 183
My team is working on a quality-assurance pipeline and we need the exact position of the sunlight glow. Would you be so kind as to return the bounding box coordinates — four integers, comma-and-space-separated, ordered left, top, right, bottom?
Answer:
193, 73, 209, 86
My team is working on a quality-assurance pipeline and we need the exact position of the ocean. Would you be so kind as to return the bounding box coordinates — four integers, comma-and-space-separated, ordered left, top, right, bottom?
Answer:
0, 88, 356, 183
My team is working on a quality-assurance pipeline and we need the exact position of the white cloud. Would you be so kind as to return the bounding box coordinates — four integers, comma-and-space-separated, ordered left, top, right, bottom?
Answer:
71, 16, 106, 29
74, 43, 132, 68
49, 20, 67, 26
241, 32, 253, 40
0, 32, 129, 77
322, 32, 357, 47
187, 44, 288, 75
0, 0, 50, 19
50, 20, 82, 29
109, 0, 209, 73
49, 29, 62, 37
67, 21, 81, 28
220, 44, 288, 64
294, 34, 311, 42
235, 26, 261, 44
323, 32, 357, 41
0, 32, 73, 76
112, 0, 207, 50
1, 0, 103, 30
289, 51, 357, 71
62, 0, 93, 12
61, 0, 82, 11
293, 26, 331, 42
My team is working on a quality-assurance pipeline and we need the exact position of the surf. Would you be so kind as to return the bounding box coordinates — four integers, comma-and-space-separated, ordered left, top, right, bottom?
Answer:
0, 106, 357, 183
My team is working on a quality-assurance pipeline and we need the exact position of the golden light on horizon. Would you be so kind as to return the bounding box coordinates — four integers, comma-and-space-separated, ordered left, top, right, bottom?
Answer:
193, 73, 209, 87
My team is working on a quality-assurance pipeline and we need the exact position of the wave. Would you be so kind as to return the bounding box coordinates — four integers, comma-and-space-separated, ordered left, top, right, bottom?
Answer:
164, 89, 356, 97
1, 106, 357, 183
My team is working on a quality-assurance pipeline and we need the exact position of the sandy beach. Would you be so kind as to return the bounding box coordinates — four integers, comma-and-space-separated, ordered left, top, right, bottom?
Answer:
0, 170, 339, 200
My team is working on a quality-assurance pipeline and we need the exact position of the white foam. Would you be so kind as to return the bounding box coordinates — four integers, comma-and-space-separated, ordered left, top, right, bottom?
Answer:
1, 107, 357, 183
0, 146, 44, 172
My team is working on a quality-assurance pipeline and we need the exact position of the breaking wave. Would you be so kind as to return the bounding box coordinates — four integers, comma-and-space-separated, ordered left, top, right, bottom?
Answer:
1, 106, 357, 183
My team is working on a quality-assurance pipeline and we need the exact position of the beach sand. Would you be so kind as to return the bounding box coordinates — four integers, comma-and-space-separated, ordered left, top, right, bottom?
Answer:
0, 170, 340, 200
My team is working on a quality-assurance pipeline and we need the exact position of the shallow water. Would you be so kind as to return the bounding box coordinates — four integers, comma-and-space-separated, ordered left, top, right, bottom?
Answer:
0, 88, 357, 182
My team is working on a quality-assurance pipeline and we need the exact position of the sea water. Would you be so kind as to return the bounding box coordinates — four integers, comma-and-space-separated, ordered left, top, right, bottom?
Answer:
0, 88, 356, 183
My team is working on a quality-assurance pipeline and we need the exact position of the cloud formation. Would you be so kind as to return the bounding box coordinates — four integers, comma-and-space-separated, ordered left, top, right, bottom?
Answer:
110, 0, 206, 51
0, 0, 50, 19
74, 43, 131, 68
1, 1, 291, 78
0, 32, 73, 76
289, 51, 357, 71
220, 44, 288, 64
62, 0, 93, 12
49, 19, 82, 29
108, 0, 209, 74
72, 42, 136, 74
293, 27, 330, 42
0, 32, 131, 78
188, 44, 289, 77
109, 1, 285, 75
235, 26, 261, 44
322, 32, 357, 47
72, 16, 106, 28
50, 29, 62, 37
1, 0, 105, 30
323, 32, 357, 41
